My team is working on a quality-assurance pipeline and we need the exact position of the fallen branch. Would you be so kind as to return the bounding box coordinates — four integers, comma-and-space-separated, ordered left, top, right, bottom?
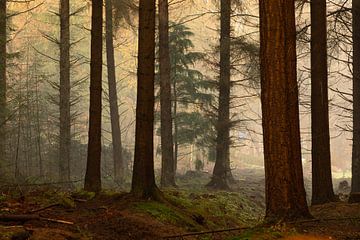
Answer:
163, 226, 251, 239
29, 203, 60, 213
0, 214, 74, 225
292, 217, 360, 224
41, 217, 74, 225
0, 214, 39, 222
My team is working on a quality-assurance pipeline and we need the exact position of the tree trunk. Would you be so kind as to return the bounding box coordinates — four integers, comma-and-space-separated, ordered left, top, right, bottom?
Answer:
105, 0, 124, 183
59, 0, 71, 183
84, 0, 103, 193
159, 0, 176, 187
207, 0, 231, 190
0, 0, 6, 171
131, 0, 160, 199
35, 64, 43, 179
259, 0, 312, 222
351, 0, 360, 202
310, 0, 336, 205
173, 77, 178, 172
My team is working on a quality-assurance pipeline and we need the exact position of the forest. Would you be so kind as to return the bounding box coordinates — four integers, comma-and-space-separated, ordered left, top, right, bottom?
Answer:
0, 0, 359, 239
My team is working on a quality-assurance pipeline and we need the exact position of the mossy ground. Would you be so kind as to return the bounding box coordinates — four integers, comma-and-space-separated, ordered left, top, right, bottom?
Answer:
0, 171, 359, 239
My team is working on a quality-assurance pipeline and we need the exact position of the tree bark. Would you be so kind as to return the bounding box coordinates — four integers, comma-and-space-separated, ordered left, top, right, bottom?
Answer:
131, 0, 160, 199
84, 0, 103, 193
351, 0, 360, 202
259, 0, 312, 222
59, 0, 71, 183
105, 0, 124, 183
0, 0, 6, 171
159, 0, 176, 187
310, 0, 336, 205
207, 0, 231, 190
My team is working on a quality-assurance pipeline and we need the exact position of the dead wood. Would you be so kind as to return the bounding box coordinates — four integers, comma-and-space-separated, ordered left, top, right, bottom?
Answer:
0, 214, 74, 225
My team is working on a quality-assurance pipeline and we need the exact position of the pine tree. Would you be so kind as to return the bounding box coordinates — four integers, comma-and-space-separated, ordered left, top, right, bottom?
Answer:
259, 0, 312, 222
159, 0, 176, 187
59, 0, 71, 183
165, 23, 215, 171
351, 0, 360, 203
105, 0, 124, 183
131, 0, 160, 199
0, 0, 6, 172
84, 0, 103, 192
310, 0, 336, 205
207, 0, 232, 190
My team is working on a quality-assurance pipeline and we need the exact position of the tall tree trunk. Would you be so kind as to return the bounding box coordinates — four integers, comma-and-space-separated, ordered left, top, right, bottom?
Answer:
310, 0, 336, 205
159, 0, 176, 187
173, 77, 178, 172
207, 0, 231, 190
59, 0, 71, 183
105, 0, 124, 183
259, 0, 312, 222
84, 0, 103, 193
131, 0, 160, 199
0, 0, 6, 171
351, 0, 360, 202
34, 61, 43, 178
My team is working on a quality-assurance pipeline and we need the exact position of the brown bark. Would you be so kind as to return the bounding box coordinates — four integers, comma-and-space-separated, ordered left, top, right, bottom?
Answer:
159, 0, 176, 187
351, 0, 360, 200
259, 0, 312, 222
59, 0, 71, 183
310, 0, 336, 205
207, 0, 231, 190
84, 0, 103, 193
131, 0, 160, 199
0, 0, 6, 170
105, 0, 124, 183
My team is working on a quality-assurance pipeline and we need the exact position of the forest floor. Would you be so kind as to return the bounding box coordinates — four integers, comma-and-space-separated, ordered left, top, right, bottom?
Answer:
0, 170, 359, 240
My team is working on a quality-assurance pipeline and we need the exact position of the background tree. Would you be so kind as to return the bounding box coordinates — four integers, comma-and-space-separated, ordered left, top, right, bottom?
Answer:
0, 0, 6, 172
131, 0, 160, 199
161, 23, 214, 172
84, 0, 103, 192
105, 0, 124, 183
207, 0, 232, 190
259, 0, 312, 221
351, 0, 360, 202
159, 0, 175, 187
310, 0, 336, 205
59, 0, 71, 183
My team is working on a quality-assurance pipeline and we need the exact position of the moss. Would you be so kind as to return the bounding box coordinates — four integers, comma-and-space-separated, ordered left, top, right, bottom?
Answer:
0, 194, 7, 202
71, 190, 96, 200
134, 201, 201, 231
163, 189, 263, 229
59, 195, 76, 208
